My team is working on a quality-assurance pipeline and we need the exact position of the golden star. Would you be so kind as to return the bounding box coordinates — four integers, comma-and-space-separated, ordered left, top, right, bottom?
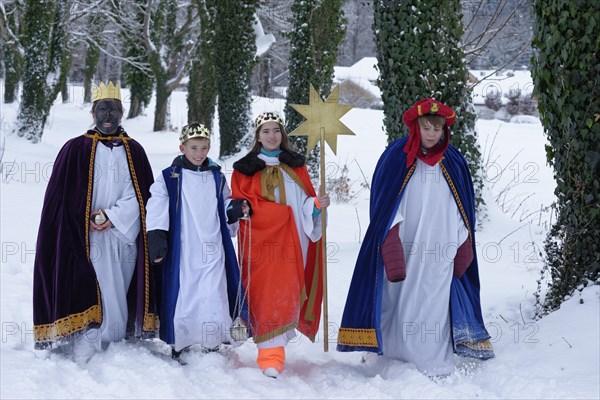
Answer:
289, 84, 355, 155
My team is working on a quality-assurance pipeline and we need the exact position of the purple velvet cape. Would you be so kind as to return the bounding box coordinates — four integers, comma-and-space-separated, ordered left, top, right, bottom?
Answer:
33, 129, 157, 349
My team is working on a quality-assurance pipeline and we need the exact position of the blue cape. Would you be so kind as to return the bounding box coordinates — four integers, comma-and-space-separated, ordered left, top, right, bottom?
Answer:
158, 165, 248, 345
337, 137, 494, 359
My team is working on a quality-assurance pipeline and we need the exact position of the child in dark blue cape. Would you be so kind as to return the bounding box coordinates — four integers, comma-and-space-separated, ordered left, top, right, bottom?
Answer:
146, 123, 250, 363
337, 99, 494, 376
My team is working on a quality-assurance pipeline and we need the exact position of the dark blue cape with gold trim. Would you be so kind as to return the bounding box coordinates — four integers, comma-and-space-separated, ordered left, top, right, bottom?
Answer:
159, 165, 248, 345
337, 137, 494, 359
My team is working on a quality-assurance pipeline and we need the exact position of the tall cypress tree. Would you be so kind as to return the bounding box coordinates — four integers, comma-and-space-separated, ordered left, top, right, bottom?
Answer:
285, 0, 346, 175
213, 0, 259, 157
532, 0, 600, 313
373, 0, 484, 211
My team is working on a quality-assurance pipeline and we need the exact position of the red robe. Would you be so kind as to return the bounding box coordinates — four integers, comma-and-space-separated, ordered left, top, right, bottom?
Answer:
231, 162, 323, 343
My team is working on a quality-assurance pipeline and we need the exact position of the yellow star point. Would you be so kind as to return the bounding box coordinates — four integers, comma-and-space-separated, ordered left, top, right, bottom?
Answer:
289, 84, 355, 155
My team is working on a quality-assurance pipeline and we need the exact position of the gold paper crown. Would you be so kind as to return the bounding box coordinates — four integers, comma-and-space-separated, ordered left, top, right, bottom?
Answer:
255, 111, 285, 130
92, 81, 122, 102
179, 123, 210, 144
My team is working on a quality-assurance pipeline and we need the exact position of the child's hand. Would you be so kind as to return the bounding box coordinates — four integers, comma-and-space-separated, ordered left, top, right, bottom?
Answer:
90, 209, 112, 232
241, 200, 251, 218
227, 199, 252, 223
317, 193, 330, 209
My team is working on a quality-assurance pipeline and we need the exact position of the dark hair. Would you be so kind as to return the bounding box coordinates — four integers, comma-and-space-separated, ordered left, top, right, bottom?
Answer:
249, 122, 296, 154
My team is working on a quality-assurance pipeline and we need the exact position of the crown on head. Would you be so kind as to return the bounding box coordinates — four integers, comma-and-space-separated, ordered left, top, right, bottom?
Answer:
255, 111, 285, 130
92, 81, 122, 102
180, 123, 210, 144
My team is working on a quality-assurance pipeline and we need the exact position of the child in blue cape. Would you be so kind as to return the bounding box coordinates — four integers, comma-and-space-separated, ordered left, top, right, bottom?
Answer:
146, 123, 250, 363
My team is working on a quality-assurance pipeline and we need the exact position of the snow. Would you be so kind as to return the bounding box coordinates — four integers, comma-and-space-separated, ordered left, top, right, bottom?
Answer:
509, 115, 542, 124
253, 13, 275, 58
333, 57, 381, 100
333, 59, 534, 109
1, 85, 599, 399
470, 70, 534, 106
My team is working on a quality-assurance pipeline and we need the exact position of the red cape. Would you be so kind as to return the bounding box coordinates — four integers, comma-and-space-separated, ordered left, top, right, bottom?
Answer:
232, 163, 323, 343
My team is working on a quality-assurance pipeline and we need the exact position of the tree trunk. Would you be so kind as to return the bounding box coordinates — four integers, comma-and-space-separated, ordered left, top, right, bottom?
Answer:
83, 41, 100, 103
257, 57, 271, 98
153, 79, 170, 131
3, 47, 21, 104
127, 96, 143, 119
61, 79, 69, 103
17, 0, 55, 143
214, 0, 260, 157
187, 55, 203, 124
187, 55, 217, 130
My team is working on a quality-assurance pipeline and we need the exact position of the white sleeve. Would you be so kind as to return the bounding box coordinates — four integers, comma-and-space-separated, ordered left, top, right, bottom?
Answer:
104, 181, 141, 244
301, 195, 323, 242
145, 173, 170, 232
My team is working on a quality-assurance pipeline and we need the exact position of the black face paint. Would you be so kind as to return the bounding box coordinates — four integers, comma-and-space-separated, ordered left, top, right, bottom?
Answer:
94, 100, 122, 135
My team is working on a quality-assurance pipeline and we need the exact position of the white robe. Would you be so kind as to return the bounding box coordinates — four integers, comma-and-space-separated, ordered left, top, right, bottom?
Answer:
380, 159, 469, 376
255, 153, 322, 348
146, 169, 238, 351
74, 143, 140, 360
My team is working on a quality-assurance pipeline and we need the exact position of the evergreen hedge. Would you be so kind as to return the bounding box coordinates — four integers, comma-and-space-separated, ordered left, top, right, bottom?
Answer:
531, 0, 600, 313
187, 0, 217, 131
214, 0, 259, 157
373, 0, 484, 212
285, 0, 346, 177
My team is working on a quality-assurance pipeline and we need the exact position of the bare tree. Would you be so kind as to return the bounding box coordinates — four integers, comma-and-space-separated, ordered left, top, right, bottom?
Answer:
143, 0, 198, 131
462, 0, 533, 69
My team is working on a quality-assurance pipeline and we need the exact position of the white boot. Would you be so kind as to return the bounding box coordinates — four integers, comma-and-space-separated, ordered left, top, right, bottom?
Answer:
262, 367, 279, 378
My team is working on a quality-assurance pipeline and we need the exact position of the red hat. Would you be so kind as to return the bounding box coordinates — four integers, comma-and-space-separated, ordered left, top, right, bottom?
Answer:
402, 98, 456, 168
402, 98, 456, 127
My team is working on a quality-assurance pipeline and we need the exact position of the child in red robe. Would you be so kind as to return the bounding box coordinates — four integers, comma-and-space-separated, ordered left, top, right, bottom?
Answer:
231, 111, 330, 378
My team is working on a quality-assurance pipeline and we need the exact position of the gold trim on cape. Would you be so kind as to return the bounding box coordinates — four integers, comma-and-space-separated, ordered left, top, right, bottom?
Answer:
338, 328, 379, 347
253, 322, 298, 344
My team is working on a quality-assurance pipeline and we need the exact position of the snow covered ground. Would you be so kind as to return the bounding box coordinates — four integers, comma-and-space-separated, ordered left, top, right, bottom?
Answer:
1, 86, 598, 399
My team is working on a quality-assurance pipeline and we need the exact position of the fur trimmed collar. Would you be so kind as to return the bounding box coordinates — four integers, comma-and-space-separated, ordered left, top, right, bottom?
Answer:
233, 150, 305, 176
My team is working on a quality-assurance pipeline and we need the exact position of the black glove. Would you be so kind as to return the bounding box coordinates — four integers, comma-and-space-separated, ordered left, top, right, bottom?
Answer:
147, 229, 168, 265
227, 199, 252, 224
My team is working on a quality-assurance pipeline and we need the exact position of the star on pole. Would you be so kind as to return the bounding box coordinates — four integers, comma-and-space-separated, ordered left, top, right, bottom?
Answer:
289, 84, 355, 155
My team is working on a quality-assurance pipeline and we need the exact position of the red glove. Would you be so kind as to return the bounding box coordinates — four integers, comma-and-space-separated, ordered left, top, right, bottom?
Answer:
381, 223, 406, 282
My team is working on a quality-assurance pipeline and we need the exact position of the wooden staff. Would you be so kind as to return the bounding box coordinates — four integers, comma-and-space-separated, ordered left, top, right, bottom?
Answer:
320, 127, 329, 351
289, 84, 355, 352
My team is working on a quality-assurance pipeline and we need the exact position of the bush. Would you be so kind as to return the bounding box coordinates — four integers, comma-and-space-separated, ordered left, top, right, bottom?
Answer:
337, 80, 379, 109
484, 90, 502, 111
504, 88, 537, 116
532, 0, 600, 315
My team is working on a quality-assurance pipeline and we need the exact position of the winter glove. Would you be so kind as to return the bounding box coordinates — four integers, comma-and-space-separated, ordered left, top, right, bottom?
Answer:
227, 199, 252, 224
147, 229, 168, 265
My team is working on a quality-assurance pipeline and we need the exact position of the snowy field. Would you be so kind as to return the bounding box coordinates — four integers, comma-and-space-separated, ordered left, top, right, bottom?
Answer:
1, 86, 599, 399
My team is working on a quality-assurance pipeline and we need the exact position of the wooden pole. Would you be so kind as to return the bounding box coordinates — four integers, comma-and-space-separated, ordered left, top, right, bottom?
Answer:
320, 127, 329, 352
